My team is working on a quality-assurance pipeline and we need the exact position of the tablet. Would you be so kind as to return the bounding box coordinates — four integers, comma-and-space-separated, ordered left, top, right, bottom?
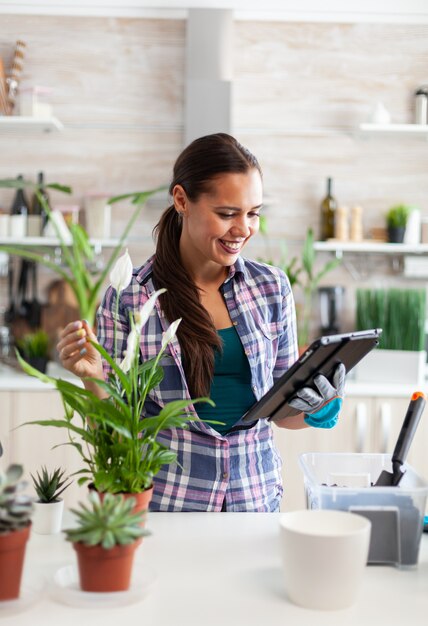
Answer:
241, 328, 382, 424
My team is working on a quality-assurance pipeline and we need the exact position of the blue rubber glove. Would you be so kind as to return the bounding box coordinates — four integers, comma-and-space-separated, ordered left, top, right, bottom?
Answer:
288, 363, 346, 429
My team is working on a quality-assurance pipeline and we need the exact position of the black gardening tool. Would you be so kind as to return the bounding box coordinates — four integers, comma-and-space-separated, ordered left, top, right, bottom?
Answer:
374, 391, 426, 487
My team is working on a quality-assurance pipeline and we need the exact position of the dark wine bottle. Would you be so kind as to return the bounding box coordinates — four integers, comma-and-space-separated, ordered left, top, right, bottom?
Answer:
31, 171, 50, 230
9, 174, 29, 238
320, 177, 337, 241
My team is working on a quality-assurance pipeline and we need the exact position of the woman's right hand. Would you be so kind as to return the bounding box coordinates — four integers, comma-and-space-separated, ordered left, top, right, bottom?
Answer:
57, 320, 103, 380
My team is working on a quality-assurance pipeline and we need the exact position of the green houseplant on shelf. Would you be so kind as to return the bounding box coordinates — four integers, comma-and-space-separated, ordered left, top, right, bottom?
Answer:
0, 177, 164, 327
258, 220, 340, 349
16, 329, 50, 374
355, 287, 426, 384
386, 204, 410, 243
64, 491, 148, 592
297, 228, 341, 348
0, 464, 34, 601
17, 250, 214, 512
31, 466, 71, 535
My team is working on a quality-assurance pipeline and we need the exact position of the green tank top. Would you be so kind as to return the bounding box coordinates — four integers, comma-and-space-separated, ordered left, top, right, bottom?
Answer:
196, 326, 256, 435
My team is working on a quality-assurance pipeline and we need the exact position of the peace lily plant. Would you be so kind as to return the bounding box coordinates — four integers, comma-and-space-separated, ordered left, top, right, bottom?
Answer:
18, 250, 213, 495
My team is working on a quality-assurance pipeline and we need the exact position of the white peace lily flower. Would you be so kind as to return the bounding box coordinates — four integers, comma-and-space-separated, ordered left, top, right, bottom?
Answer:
161, 318, 182, 351
119, 328, 139, 373
134, 288, 166, 332
109, 249, 133, 293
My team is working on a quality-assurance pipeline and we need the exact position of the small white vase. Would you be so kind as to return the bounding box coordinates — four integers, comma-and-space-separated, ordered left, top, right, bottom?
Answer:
32, 499, 64, 534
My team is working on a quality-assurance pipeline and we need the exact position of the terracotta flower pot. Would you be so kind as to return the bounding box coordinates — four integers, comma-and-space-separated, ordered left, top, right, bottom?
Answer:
0, 524, 31, 601
90, 485, 153, 527
73, 538, 142, 592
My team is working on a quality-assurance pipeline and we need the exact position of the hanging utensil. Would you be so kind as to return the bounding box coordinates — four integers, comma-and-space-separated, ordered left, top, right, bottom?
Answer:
374, 391, 426, 487
4, 257, 16, 324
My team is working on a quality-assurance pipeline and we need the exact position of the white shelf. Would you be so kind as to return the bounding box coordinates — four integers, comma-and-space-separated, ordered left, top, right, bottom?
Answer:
358, 123, 428, 139
0, 116, 64, 132
0, 236, 119, 247
314, 241, 428, 254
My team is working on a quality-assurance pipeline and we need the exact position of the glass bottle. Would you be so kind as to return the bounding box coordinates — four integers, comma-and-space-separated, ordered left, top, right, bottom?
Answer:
320, 177, 337, 241
9, 174, 29, 239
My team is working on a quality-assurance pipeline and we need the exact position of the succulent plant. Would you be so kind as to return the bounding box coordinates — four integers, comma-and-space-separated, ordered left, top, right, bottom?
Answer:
64, 492, 149, 549
31, 466, 71, 503
0, 464, 33, 533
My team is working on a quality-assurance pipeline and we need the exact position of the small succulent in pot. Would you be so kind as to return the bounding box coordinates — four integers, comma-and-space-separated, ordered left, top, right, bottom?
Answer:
31, 466, 71, 535
0, 464, 34, 601
31, 466, 71, 504
64, 492, 148, 592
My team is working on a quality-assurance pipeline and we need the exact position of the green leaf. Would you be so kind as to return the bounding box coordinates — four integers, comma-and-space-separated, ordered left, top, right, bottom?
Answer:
91, 341, 131, 396
107, 186, 166, 205
46, 183, 72, 194
302, 228, 315, 279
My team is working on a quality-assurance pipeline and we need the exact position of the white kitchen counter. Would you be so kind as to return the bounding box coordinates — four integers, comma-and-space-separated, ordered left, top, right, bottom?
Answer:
1, 360, 427, 397
2, 512, 427, 625
0, 361, 80, 390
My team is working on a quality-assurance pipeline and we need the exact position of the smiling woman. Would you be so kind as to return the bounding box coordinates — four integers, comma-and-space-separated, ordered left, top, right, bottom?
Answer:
58, 133, 344, 513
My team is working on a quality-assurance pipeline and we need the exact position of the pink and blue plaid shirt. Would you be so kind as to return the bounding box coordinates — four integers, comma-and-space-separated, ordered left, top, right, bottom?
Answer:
97, 255, 298, 512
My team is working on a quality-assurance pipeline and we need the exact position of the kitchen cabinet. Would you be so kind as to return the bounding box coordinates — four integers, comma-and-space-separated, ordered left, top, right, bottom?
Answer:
0, 389, 82, 507
273, 394, 428, 512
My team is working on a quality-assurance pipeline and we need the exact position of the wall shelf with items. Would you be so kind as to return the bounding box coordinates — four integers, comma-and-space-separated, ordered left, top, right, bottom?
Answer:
358, 123, 428, 140
0, 116, 64, 133
314, 241, 428, 256
0, 236, 119, 248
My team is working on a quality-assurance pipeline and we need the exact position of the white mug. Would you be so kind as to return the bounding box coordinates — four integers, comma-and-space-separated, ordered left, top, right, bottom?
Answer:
279, 509, 371, 610
0, 214, 9, 237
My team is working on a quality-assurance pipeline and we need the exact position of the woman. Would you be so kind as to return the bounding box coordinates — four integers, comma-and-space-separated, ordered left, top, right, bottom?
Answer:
58, 133, 344, 512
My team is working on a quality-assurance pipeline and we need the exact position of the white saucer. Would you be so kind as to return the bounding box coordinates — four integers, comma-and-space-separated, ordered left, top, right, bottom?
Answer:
50, 563, 156, 609
0, 579, 44, 615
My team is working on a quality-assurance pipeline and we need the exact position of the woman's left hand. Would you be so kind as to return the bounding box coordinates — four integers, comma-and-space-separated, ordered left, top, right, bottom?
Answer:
287, 363, 346, 429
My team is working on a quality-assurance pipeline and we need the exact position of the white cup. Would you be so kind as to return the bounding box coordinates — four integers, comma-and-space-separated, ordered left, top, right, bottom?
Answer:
0, 214, 9, 237
84, 195, 111, 239
279, 509, 371, 611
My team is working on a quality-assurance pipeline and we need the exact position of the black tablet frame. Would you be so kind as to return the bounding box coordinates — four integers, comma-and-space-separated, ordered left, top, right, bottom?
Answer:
241, 328, 382, 424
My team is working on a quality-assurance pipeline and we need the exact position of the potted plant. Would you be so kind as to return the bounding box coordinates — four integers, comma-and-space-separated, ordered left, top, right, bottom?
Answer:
31, 466, 71, 534
64, 491, 148, 592
354, 287, 426, 384
16, 329, 50, 374
0, 464, 33, 601
258, 223, 340, 349
17, 251, 214, 513
386, 204, 410, 243
0, 177, 164, 327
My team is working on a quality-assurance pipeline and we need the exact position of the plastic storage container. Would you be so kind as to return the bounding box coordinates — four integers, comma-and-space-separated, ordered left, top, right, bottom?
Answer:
299, 452, 428, 568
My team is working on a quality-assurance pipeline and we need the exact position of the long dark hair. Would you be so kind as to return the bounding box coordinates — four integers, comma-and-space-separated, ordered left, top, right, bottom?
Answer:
153, 133, 262, 397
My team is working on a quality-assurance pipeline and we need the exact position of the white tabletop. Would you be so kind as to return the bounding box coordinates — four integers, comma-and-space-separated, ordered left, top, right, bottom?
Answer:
2, 512, 428, 625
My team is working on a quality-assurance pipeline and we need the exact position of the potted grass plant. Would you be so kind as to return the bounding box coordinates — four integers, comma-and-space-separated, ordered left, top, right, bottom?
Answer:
16, 329, 50, 374
0, 464, 34, 601
17, 250, 213, 513
31, 466, 71, 535
386, 204, 410, 243
354, 287, 426, 384
64, 491, 148, 592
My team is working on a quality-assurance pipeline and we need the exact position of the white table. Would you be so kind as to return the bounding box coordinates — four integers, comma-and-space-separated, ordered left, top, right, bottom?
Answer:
2, 513, 428, 625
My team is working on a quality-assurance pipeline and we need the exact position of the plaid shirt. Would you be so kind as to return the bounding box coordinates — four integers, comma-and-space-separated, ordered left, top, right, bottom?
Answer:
97, 255, 298, 512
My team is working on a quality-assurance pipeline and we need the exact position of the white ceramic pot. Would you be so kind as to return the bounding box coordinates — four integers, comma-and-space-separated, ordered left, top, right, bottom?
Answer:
279, 509, 371, 610
32, 499, 64, 534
